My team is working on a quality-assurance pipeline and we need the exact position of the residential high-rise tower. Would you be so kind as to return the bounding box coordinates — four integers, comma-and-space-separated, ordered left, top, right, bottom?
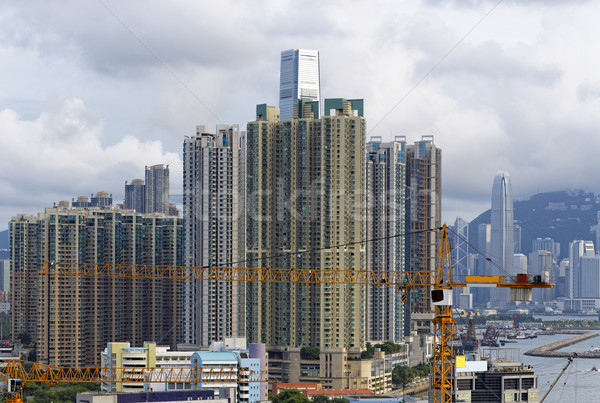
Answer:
246, 99, 365, 349
365, 136, 406, 343
10, 207, 183, 366
279, 49, 321, 121
125, 178, 146, 212
145, 164, 170, 214
183, 124, 246, 346
405, 136, 441, 332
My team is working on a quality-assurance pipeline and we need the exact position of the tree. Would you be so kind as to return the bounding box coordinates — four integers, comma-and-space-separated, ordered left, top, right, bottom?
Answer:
27, 343, 37, 361
360, 342, 375, 359
17, 332, 31, 346
300, 346, 320, 360
392, 365, 415, 388
272, 389, 310, 403
312, 395, 330, 403
392, 363, 431, 388
374, 341, 402, 354
330, 398, 349, 403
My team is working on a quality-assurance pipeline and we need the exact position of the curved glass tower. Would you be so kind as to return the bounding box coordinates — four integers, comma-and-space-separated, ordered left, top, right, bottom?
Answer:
490, 171, 514, 306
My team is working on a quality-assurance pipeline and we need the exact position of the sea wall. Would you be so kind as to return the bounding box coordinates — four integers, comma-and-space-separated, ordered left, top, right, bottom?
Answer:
524, 331, 599, 358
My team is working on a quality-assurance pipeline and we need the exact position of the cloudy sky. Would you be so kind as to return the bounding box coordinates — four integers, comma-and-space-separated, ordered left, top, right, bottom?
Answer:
1, 0, 599, 230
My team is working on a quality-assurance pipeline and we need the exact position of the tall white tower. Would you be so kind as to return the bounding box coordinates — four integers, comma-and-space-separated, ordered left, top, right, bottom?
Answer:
490, 171, 514, 306
568, 240, 595, 299
279, 49, 320, 121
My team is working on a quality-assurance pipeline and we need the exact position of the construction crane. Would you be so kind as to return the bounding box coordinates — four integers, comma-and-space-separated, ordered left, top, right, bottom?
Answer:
41, 224, 553, 403
539, 354, 577, 403
0, 359, 268, 403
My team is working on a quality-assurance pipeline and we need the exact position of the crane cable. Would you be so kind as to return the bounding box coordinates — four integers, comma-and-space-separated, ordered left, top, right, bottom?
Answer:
205, 226, 442, 271
446, 227, 518, 281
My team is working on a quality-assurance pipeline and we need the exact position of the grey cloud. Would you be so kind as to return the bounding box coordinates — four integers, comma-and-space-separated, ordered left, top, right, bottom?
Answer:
424, 0, 591, 7
0, 1, 261, 76
578, 82, 600, 102
402, 18, 562, 86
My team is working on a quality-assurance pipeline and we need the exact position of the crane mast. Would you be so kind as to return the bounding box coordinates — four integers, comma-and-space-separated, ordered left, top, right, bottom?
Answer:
431, 225, 454, 403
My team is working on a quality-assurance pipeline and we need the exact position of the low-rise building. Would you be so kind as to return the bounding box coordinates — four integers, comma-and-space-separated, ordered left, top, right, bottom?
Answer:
101, 342, 194, 394
267, 346, 408, 394
100, 339, 266, 403
454, 349, 539, 402
273, 382, 374, 399
77, 390, 226, 403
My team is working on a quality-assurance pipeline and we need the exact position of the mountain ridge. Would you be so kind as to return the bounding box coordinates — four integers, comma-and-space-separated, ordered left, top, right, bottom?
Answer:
467, 190, 600, 259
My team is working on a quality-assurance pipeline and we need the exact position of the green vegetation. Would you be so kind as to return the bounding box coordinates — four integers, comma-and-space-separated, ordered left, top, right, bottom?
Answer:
392, 363, 430, 388
17, 331, 31, 346
271, 389, 310, 403
25, 382, 99, 403
360, 342, 404, 359
300, 346, 320, 360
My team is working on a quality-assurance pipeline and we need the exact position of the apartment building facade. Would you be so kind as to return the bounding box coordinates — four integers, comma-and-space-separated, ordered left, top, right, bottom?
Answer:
405, 136, 442, 332
145, 164, 170, 214
365, 137, 406, 343
10, 206, 183, 367
182, 124, 246, 346
246, 99, 366, 349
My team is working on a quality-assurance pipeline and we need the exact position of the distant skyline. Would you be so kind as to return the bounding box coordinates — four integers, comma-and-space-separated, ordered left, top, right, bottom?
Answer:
1, 1, 600, 229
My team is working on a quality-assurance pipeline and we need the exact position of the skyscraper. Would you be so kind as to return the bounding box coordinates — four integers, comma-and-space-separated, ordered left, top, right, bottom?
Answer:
10, 206, 183, 366
490, 171, 514, 306
365, 136, 406, 343
90, 191, 112, 207
0, 259, 9, 292
125, 178, 146, 212
532, 237, 560, 258
452, 217, 470, 278
182, 124, 246, 346
474, 223, 491, 306
405, 136, 441, 332
529, 250, 554, 301
279, 49, 321, 121
567, 240, 595, 299
452, 217, 470, 308
145, 164, 170, 214
246, 99, 365, 349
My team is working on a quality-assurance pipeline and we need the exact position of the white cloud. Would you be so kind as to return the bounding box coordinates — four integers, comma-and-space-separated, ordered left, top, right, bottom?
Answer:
0, 99, 182, 226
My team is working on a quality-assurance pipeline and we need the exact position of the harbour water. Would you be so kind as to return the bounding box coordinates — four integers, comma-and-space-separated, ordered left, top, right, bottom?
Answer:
498, 330, 600, 401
